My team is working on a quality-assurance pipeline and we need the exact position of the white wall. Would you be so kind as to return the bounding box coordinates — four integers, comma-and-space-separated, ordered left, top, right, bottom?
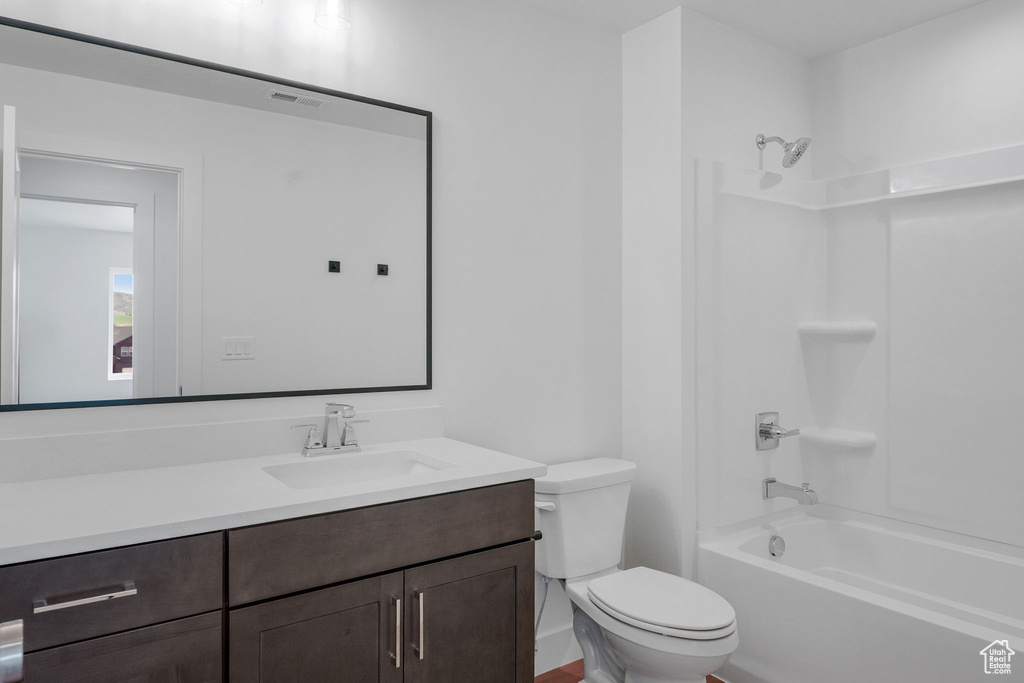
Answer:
0, 0, 622, 460
622, 6, 814, 576
680, 10, 814, 180
811, 0, 1024, 179
622, 7, 685, 578
18, 223, 133, 403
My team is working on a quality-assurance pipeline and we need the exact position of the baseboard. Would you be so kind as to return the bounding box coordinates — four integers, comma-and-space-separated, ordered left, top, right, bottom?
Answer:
534, 624, 583, 676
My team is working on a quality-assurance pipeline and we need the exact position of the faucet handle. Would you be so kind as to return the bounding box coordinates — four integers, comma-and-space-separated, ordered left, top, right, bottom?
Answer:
760, 423, 800, 439
291, 423, 322, 449
756, 412, 800, 451
802, 482, 811, 491
340, 419, 369, 447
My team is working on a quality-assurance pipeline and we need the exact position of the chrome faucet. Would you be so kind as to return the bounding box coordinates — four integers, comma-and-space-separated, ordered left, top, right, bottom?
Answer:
322, 402, 356, 449
763, 478, 818, 505
292, 403, 369, 457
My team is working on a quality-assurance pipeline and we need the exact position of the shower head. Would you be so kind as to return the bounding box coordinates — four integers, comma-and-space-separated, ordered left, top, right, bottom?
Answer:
756, 134, 812, 168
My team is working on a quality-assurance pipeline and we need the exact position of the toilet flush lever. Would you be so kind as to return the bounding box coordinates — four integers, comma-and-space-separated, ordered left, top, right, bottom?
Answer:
756, 412, 800, 451
534, 501, 556, 512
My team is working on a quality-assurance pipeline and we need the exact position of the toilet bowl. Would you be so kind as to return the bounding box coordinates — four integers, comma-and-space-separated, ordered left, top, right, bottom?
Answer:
535, 458, 737, 683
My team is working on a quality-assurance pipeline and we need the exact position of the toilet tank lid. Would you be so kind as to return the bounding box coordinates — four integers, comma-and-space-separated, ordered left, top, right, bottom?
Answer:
535, 458, 637, 494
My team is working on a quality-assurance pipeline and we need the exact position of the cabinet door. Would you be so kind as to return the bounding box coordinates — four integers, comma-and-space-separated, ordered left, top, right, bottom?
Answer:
229, 572, 404, 683
22, 612, 221, 682
404, 541, 533, 683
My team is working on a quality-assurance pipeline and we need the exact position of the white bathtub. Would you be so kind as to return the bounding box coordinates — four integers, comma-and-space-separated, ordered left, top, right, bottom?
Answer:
699, 506, 1024, 682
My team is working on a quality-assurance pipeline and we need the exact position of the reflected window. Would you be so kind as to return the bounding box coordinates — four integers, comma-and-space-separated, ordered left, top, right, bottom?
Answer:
109, 269, 133, 379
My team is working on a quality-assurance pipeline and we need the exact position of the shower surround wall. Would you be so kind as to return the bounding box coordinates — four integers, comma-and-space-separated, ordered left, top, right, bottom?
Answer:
625, 0, 1024, 584
801, 0, 1024, 546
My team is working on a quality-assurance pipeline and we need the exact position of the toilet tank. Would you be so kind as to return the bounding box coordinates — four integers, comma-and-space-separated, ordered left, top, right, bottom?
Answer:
534, 458, 637, 579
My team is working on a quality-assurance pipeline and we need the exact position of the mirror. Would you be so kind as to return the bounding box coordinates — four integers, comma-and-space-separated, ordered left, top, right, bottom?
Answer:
0, 17, 431, 410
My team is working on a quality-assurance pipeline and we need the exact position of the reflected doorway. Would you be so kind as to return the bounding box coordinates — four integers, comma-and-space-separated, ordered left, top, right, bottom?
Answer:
16, 154, 180, 404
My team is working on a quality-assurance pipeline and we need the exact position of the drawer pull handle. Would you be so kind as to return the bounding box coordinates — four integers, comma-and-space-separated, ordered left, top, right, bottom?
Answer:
32, 582, 137, 614
392, 597, 402, 669
414, 590, 425, 660
0, 620, 23, 683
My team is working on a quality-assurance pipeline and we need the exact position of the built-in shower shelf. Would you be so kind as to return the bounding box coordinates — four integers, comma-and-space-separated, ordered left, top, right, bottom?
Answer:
800, 428, 877, 449
798, 321, 877, 340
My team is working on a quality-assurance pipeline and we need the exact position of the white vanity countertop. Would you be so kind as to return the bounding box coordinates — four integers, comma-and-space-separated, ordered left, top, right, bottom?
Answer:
0, 437, 546, 565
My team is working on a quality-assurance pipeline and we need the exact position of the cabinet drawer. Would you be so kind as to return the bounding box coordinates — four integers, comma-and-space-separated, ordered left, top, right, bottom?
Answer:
228, 480, 534, 605
0, 533, 222, 652
23, 612, 222, 682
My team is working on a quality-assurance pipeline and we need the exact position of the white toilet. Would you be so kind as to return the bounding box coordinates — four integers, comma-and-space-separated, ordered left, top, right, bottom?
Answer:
535, 458, 737, 683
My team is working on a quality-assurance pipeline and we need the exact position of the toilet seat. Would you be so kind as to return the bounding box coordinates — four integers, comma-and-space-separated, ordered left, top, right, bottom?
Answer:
587, 567, 736, 640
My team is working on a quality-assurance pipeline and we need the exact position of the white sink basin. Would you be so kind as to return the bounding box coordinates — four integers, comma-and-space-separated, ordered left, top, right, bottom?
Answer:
262, 450, 456, 490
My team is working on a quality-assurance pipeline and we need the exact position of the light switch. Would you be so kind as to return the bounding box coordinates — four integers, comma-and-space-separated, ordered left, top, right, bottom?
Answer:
222, 337, 255, 361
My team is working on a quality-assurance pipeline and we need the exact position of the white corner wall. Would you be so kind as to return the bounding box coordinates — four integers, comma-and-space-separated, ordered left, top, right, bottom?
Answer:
679, 10, 813, 180
811, 0, 1024, 179
803, 0, 1024, 548
622, 7, 685, 577
623, 6, 813, 576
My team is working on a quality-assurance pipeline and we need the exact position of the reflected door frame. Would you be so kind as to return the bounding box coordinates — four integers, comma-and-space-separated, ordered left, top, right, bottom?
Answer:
0, 105, 18, 403
9, 128, 202, 405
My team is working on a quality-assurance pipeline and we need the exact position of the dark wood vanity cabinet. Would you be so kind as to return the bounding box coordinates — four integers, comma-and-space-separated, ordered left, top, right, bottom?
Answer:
228, 481, 535, 683
3, 481, 535, 683
229, 541, 533, 683
403, 542, 533, 683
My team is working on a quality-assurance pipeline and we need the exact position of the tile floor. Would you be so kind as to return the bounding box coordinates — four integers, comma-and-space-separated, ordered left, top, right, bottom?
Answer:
535, 660, 724, 683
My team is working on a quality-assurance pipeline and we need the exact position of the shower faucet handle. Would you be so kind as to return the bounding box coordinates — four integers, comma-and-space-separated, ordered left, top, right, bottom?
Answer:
755, 412, 800, 451
760, 423, 800, 440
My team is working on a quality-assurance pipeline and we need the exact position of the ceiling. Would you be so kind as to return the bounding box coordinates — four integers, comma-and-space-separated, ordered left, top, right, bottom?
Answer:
521, 0, 995, 59
20, 198, 135, 233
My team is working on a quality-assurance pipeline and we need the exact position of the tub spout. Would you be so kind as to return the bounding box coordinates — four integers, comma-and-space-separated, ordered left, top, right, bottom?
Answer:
763, 478, 818, 505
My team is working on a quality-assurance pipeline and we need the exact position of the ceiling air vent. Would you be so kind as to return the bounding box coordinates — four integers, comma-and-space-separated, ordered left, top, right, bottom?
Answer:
266, 89, 327, 109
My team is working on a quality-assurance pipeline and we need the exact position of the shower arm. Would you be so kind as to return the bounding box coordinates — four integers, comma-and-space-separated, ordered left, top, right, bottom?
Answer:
756, 134, 787, 150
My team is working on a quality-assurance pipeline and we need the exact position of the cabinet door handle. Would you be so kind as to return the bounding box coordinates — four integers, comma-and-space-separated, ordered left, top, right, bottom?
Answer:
0, 620, 23, 683
32, 581, 137, 614
392, 597, 402, 669
413, 589, 425, 660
